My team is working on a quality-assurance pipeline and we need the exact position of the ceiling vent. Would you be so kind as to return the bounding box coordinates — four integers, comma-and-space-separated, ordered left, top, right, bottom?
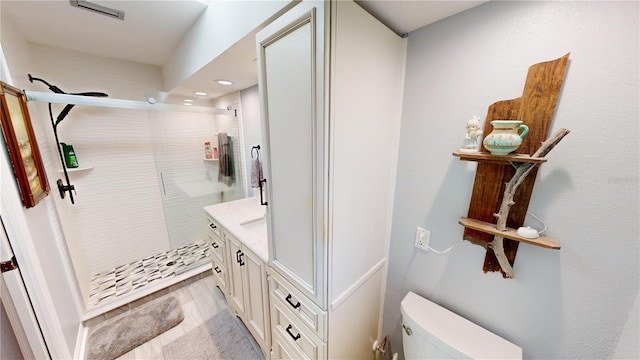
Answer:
69, 0, 125, 21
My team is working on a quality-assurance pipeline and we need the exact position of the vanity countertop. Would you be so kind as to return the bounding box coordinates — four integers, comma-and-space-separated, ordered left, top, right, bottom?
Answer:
204, 196, 268, 262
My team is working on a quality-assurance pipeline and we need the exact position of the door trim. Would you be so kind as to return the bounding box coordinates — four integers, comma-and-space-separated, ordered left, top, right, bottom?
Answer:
257, 1, 327, 308
1, 142, 73, 359
0, 217, 49, 359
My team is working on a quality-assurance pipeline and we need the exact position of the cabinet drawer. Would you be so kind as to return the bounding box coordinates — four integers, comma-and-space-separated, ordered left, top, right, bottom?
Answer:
272, 328, 309, 360
270, 271, 326, 340
211, 256, 228, 295
208, 232, 226, 265
271, 297, 325, 360
206, 215, 222, 238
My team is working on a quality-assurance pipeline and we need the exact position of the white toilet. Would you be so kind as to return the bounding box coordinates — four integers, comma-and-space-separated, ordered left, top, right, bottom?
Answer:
401, 292, 522, 359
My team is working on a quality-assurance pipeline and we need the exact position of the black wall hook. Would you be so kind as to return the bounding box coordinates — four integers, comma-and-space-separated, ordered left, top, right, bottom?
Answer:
251, 145, 261, 158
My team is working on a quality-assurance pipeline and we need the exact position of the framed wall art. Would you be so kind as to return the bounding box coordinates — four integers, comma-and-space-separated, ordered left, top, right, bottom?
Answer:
0, 81, 49, 208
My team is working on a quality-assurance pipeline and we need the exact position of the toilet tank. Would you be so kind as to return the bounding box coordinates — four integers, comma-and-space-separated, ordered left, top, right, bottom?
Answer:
401, 292, 522, 360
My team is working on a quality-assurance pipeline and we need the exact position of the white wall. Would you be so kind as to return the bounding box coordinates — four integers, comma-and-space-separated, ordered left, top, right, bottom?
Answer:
1, 17, 84, 358
0, 300, 23, 360
1, 32, 92, 305
612, 289, 639, 359
382, 2, 639, 359
240, 85, 262, 197
162, 0, 296, 90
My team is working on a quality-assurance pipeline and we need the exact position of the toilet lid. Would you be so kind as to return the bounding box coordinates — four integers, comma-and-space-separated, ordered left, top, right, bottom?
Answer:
401, 292, 522, 359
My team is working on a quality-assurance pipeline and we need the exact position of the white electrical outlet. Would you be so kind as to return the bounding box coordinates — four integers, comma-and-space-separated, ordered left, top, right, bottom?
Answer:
415, 227, 431, 251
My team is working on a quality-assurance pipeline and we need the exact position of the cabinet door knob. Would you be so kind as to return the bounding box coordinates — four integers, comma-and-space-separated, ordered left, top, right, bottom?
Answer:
285, 294, 301, 309
209, 223, 217, 229
212, 242, 219, 249
285, 324, 301, 341
214, 266, 221, 274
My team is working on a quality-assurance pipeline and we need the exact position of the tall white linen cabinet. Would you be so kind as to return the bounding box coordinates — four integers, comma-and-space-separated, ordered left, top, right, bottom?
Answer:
256, 1, 406, 358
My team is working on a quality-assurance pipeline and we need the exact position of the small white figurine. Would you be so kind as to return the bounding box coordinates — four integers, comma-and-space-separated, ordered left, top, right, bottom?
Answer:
459, 116, 483, 153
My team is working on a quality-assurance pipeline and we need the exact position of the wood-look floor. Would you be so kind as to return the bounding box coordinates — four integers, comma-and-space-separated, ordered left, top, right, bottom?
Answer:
84, 271, 262, 359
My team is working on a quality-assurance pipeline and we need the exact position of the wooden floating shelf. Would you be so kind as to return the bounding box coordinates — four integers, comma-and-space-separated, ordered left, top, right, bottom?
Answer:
452, 151, 547, 164
459, 217, 560, 250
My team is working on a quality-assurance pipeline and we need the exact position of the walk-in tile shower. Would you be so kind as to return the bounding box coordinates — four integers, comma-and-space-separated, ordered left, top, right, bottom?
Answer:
26, 88, 247, 312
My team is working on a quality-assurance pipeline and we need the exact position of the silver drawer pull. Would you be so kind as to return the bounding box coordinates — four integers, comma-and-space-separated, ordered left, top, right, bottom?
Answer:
212, 242, 219, 249
285, 324, 301, 341
214, 266, 221, 274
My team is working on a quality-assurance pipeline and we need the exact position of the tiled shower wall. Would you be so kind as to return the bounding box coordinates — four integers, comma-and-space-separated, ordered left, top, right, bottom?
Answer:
24, 44, 167, 302
29, 44, 170, 280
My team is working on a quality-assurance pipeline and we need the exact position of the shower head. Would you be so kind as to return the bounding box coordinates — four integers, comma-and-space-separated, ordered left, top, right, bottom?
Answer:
56, 91, 107, 124
28, 74, 109, 124
74, 91, 108, 97
28, 74, 108, 98
29, 74, 64, 94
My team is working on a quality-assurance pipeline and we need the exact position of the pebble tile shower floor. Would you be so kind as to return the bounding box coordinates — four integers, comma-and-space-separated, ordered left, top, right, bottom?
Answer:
88, 240, 210, 307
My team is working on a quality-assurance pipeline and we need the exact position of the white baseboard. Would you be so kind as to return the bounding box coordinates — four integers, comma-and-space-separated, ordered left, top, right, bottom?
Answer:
74, 322, 89, 360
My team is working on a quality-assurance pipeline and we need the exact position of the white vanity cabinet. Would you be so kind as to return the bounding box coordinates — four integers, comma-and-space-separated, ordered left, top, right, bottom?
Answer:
204, 198, 271, 358
226, 231, 270, 356
257, 1, 405, 358
206, 215, 228, 299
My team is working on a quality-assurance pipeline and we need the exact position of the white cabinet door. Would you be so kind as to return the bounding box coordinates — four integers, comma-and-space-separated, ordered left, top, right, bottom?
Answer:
257, 0, 326, 308
226, 233, 246, 316
244, 248, 270, 353
226, 231, 270, 355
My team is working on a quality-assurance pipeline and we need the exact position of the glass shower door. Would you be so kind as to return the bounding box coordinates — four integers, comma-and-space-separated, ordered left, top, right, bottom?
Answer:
146, 92, 246, 274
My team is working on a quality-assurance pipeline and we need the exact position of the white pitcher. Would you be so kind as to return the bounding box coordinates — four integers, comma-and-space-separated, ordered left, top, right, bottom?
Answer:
483, 120, 529, 156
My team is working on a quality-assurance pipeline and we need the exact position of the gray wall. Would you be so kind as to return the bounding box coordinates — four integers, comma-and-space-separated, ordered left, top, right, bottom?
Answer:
240, 85, 262, 197
382, 1, 639, 359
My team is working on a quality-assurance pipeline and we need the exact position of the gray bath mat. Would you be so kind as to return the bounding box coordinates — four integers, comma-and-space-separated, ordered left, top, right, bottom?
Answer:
86, 295, 184, 360
163, 308, 263, 360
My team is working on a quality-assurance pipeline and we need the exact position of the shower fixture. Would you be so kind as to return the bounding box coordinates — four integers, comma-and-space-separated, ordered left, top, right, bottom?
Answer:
225, 105, 238, 117
69, 0, 125, 21
28, 74, 108, 204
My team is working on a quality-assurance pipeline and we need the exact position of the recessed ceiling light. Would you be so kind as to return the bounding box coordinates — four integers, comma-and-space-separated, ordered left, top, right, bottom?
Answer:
184, 99, 194, 103
217, 80, 233, 86
194, 91, 207, 96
